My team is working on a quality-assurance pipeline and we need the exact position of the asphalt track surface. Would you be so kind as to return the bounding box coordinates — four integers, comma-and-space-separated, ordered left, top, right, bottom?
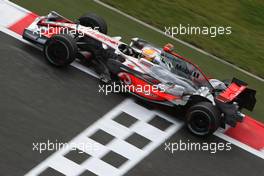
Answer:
0, 31, 263, 176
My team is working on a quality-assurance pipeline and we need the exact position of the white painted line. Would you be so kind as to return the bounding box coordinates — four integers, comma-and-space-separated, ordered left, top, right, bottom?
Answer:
131, 122, 167, 141
261, 148, 264, 155
94, 0, 264, 82
0, 0, 27, 27
214, 131, 264, 159
83, 157, 119, 176
74, 137, 109, 158
48, 155, 82, 175
99, 119, 132, 139
122, 101, 154, 122
107, 138, 143, 160
25, 99, 183, 176
1, 0, 31, 14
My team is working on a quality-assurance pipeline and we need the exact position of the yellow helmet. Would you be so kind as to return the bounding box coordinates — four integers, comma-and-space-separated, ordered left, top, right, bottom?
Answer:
142, 48, 158, 62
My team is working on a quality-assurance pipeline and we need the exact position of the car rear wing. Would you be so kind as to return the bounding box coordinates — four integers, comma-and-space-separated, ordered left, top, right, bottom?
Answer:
216, 78, 256, 111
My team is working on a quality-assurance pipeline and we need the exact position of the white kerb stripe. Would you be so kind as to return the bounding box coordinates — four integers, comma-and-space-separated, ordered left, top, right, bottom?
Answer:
261, 148, 264, 155
0, 0, 27, 27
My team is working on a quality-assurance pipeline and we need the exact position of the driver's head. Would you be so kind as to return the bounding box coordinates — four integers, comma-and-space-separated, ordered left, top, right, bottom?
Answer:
142, 48, 158, 62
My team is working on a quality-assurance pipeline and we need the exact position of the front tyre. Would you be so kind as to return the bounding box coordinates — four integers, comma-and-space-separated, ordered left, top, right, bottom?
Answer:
44, 34, 77, 67
186, 102, 220, 137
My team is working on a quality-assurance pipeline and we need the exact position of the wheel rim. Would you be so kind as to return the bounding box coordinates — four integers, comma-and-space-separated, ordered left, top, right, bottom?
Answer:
188, 110, 211, 136
45, 40, 69, 65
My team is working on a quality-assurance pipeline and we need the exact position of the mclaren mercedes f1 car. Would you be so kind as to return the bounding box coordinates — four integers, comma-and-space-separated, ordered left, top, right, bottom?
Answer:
23, 11, 256, 137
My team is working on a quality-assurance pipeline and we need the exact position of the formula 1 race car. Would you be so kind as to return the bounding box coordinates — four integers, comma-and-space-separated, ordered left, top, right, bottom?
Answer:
23, 11, 256, 137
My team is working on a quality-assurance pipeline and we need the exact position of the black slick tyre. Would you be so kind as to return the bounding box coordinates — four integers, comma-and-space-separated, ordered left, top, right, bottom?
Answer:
44, 34, 77, 67
186, 102, 220, 137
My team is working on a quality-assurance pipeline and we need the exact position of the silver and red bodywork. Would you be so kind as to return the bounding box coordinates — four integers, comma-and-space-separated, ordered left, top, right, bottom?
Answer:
22, 12, 256, 128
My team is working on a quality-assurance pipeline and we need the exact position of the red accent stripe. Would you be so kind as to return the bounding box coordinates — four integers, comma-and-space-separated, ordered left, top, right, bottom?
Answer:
225, 116, 264, 150
8, 13, 38, 35
217, 83, 246, 102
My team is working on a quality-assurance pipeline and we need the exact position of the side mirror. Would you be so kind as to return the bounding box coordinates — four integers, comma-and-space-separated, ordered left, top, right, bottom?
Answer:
163, 43, 174, 52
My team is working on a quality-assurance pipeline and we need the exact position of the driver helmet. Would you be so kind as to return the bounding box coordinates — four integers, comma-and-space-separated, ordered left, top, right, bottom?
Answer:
142, 47, 158, 62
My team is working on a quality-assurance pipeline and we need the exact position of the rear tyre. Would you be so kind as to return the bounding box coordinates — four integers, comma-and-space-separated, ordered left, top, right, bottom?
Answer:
78, 12, 108, 34
186, 102, 220, 137
44, 34, 77, 67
